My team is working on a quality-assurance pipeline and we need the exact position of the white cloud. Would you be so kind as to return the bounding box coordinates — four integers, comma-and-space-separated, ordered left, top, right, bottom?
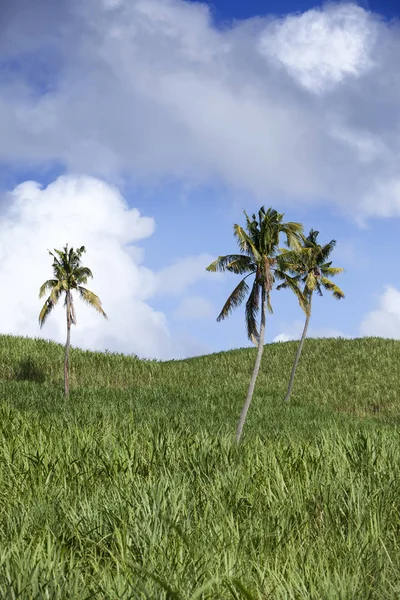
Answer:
173, 295, 215, 320
359, 178, 400, 221
359, 286, 400, 338
0, 174, 195, 359
273, 319, 349, 342
259, 4, 376, 93
1, 1, 400, 220
156, 254, 220, 296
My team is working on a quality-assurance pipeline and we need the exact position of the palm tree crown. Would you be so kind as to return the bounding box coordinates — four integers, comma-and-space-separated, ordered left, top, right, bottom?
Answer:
39, 244, 107, 327
207, 207, 305, 343
277, 229, 345, 309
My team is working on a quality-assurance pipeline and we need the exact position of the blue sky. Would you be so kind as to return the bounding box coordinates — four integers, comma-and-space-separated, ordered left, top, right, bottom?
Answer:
192, 0, 399, 21
0, 0, 400, 359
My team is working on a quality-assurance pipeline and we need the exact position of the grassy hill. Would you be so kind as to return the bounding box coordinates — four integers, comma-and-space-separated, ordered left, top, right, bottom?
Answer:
1, 334, 400, 598
1, 334, 400, 434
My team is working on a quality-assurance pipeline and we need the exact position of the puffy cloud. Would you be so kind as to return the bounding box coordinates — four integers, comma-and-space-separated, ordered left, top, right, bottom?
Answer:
155, 254, 220, 296
1, 1, 400, 220
0, 175, 181, 359
273, 319, 349, 342
173, 295, 215, 320
259, 4, 376, 93
359, 286, 400, 338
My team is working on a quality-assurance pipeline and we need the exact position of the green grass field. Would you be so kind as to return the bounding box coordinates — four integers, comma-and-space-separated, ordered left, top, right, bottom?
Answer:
1, 334, 400, 598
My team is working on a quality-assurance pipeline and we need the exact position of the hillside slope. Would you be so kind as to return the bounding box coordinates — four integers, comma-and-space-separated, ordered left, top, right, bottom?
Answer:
1, 334, 399, 437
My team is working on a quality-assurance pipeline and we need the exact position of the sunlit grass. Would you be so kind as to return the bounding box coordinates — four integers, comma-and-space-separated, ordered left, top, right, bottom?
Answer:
1, 334, 400, 598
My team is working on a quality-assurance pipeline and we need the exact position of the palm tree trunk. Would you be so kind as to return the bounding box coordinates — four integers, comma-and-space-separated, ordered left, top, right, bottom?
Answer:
235, 287, 267, 444
64, 291, 71, 399
284, 292, 313, 403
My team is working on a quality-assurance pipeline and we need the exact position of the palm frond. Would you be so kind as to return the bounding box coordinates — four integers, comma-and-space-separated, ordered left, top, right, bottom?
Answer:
320, 277, 345, 300
216, 277, 250, 322
274, 268, 302, 284
39, 279, 59, 299
38, 297, 55, 328
77, 287, 108, 318
266, 292, 273, 314
206, 255, 255, 274
319, 239, 336, 262
245, 279, 260, 344
48, 248, 61, 261
277, 264, 305, 278
276, 248, 308, 262
233, 224, 261, 261
51, 248, 65, 264
286, 276, 310, 314
49, 282, 63, 304
282, 223, 303, 251
74, 266, 94, 283
244, 211, 260, 248
321, 266, 345, 277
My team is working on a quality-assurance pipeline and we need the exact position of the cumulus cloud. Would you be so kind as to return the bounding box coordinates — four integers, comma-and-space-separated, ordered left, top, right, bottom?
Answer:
1, 0, 400, 220
359, 286, 400, 338
273, 319, 349, 342
259, 4, 376, 93
0, 174, 207, 359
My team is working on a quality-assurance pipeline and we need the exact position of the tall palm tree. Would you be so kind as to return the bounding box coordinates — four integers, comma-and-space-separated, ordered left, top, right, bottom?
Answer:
207, 207, 306, 444
39, 244, 107, 398
276, 229, 345, 403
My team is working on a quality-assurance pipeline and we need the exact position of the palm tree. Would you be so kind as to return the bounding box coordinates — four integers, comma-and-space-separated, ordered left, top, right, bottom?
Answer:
276, 229, 345, 403
207, 207, 306, 444
39, 244, 107, 398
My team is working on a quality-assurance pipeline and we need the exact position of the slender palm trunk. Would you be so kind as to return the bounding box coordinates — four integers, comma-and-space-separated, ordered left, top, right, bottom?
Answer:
284, 292, 313, 403
64, 291, 71, 399
235, 287, 267, 444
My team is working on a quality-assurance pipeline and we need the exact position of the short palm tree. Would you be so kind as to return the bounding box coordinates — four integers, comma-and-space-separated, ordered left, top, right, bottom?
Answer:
207, 207, 305, 444
39, 245, 107, 398
277, 229, 345, 403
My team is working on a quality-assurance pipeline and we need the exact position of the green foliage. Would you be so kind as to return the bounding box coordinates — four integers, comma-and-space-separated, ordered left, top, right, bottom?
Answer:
1, 334, 400, 597
207, 207, 304, 343
38, 244, 107, 327
277, 229, 345, 311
